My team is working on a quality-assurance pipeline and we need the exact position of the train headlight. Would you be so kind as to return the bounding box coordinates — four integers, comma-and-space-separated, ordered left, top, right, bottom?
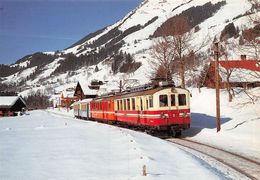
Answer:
179, 112, 190, 118
160, 113, 168, 119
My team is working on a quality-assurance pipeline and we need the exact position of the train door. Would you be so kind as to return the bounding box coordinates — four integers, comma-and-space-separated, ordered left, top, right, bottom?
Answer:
77, 103, 80, 117
87, 103, 90, 119
136, 97, 141, 124
169, 93, 176, 125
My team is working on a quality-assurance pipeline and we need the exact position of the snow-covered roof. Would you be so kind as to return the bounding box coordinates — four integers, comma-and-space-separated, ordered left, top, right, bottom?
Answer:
78, 81, 98, 96
219, 67, 260, 83
218, 60, 260, 83
62, 91, 75, 98
0, 96, 25, 107
80, 99, 93, 103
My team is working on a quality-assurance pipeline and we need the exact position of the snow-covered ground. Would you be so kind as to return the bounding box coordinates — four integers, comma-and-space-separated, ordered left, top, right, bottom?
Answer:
1, 110, 233, 180
185, 87, 260, 162
1, 87, 259, 179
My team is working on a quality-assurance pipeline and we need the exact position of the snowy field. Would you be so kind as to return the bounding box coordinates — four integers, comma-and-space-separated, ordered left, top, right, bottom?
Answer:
185, 87, 260, 162
1, 111, 232, 180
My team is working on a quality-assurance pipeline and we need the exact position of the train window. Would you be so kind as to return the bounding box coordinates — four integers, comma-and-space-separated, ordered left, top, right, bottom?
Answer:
100, 102, 102, 110
131, 98, 135, 110
120, 100, 123, 111
117, 100, 120, 111
127, 99, 130, 110
159, 95, 168, 107
149, 96, 153, 108
171, 95, 176, 106
140, 98, 143, 111
123, 99, 127, 110
178, 94, 186, 106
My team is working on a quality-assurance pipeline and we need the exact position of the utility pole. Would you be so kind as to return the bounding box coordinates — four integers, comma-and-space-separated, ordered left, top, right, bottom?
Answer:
214, 42, 221, 132
119, 80, 122, 93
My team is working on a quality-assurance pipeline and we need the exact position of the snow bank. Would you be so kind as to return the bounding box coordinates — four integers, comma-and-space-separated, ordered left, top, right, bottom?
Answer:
185, 87, 260, 162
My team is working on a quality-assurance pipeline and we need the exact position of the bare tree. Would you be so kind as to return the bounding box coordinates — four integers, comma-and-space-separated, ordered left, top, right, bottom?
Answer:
151, 37, 175, 81
240, 26, 260, 59
218, 40, 235, 102
151, 16, 192, 88
169, 16, 192, 88
151, 16, 210, 88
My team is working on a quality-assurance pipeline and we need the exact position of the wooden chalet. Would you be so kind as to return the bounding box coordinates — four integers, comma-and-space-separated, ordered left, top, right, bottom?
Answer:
0, 96, 26, 116
74, 82, 98, 100
204, 60, 260, 88
60, 91, 79, 109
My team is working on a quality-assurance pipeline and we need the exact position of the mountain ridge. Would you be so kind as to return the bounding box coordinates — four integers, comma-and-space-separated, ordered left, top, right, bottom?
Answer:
0, 0, 258, 96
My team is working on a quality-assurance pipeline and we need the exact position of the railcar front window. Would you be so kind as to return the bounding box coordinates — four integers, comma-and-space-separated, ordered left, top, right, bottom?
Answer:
178, 94, 187, 106
171, 95, 176, 106
159, 95, 168, 107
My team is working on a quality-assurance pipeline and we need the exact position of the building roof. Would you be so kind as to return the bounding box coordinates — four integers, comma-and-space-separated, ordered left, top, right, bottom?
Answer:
219, 60, 260, 83
0, 96, 26, 107
219, 60, 260, 72
219, 67, 260, 83
209, 60, 260, 83
78, 81, 98, 96
61, 91, 75, 98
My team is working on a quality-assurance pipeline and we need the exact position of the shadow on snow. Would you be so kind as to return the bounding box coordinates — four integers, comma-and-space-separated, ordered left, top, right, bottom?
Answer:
182, 113, 232, 137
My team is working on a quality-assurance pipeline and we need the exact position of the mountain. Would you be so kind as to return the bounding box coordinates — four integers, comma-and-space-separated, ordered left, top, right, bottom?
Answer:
0, 0, 258, 95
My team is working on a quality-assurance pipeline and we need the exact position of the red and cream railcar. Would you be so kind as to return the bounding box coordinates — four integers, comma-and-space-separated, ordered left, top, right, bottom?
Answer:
90, 96, 116, 122
114, 87, 190, 134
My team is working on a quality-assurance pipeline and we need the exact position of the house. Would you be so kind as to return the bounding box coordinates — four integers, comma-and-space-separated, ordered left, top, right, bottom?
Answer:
204, 60, 260, 88
74, 81, 98, 100
60, 91, 79, 109
0, 96, 26, 116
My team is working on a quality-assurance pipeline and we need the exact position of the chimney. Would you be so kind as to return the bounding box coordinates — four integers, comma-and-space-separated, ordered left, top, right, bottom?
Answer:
241, 54, 247, 60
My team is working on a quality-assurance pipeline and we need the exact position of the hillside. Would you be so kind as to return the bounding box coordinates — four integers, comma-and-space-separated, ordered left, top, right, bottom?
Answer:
0, 0, 258, 95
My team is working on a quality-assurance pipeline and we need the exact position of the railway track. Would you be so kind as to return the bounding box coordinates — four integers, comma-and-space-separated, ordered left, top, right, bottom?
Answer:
167, 138, 260, 180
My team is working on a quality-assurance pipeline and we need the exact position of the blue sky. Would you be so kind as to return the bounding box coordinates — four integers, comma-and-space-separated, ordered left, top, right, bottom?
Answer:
0, 0, 142, 65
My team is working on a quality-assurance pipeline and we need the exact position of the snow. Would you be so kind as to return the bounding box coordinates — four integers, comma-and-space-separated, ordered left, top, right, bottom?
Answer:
185, 87, 260, 162
0, 110, 229, 180
0, 96, 21, 106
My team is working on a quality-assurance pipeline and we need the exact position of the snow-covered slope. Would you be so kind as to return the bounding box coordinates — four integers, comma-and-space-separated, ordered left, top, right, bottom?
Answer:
0, 0, 258, 95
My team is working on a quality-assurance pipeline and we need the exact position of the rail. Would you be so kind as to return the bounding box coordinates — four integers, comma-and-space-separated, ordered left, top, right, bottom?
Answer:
167, 138, 260, 180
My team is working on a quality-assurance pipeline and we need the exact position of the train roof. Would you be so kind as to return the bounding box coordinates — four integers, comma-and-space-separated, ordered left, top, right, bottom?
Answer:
114, 87, 164, 99
92, 83, 189, 101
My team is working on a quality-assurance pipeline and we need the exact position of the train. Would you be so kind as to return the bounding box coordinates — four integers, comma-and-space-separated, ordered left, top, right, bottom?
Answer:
73, 83, 191, 137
